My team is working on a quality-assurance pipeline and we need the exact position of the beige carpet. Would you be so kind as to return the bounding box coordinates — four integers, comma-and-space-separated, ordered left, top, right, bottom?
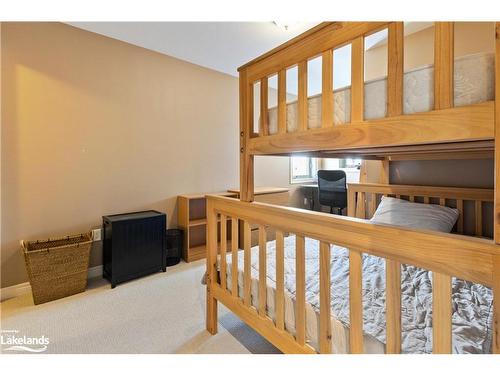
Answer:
0, 260, 280, 354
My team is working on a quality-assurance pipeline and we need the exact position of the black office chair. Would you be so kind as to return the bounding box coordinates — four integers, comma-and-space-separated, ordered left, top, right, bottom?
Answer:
317, 170, 347, 215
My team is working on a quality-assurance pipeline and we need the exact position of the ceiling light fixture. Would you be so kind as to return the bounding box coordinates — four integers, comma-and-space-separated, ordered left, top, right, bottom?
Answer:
273, 21, 296, 31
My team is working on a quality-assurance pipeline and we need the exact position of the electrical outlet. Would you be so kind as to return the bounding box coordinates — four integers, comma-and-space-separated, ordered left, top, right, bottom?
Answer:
92, 228, 102, 241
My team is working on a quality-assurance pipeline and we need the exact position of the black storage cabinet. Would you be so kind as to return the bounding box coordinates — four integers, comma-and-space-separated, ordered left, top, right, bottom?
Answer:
103, 210, 166, 288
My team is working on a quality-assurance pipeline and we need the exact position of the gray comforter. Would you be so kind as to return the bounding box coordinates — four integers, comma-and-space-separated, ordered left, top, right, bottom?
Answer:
215, 235, 493, 353
301, 237, 494, 354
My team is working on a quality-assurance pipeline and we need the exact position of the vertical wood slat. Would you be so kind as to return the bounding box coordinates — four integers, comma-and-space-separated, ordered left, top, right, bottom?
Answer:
351, 36, 365, 122
494, 23, 500, 353
494, 22, 500, 244
275, 231, 285, 330
348, 190, 357, 217
349, 249, 364, 353
259, 77, 269, 136
379, 159, 390, 184
433, 272, 452, 353
456, 199, 464, 234
493, 254, 500, 353
321, 50, 334, 128
278, 69, 287, 134
386, 259, 401, 353
239, 70, 254, 202
231, 218, 239, 298
475, 200, 483, 237
220, 214, 227, 290
387, 22, 404, 117
206, 201, 218, 334
298, 61, 308, 131
295, 235, 306, 345
319, 241, 332, 353
354, 154, 368, 220
356, 192, 366, 219
258, 225, 267, 317
434, 22, 454, 110
439, 198, 445, 206
368, 193, 377, 218
243, 221, 252, 307
424, 196, 430, 204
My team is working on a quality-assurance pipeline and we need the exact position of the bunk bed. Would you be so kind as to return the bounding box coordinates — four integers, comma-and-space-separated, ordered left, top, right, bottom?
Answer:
204, 22, 500, 354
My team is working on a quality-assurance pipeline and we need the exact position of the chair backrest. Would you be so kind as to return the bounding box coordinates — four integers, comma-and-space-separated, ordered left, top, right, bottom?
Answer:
317, 170, 347, 208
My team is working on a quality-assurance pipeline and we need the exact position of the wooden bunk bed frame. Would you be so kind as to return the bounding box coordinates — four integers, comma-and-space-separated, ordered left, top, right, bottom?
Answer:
205, 22, 500, 354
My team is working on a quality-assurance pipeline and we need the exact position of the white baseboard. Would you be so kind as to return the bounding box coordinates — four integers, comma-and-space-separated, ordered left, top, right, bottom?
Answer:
87, 265, 103, 280
0, 282, 32, 302
0, 265, 103, 302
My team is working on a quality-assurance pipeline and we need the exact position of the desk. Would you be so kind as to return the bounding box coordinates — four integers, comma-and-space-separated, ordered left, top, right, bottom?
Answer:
227, 187, 290, 247
300, 184, 318, 210
227, 187, 290, 206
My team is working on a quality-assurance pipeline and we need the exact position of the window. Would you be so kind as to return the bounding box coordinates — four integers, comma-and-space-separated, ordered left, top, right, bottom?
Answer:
290, 157, 319, 183
340, 158, 362, 169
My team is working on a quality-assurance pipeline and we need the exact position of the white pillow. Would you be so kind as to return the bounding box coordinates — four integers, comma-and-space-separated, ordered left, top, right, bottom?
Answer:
370, 196, 459, 233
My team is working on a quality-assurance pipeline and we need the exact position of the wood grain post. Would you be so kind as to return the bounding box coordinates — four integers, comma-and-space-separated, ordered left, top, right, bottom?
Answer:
349, 249, 364, 353
258, 225, 267, 317
434, 22, 454, 110
430, 22, 454, 354
322, 50, 333, 128
259, 77, 269, 136
493, 254, 500, 353
385, 259, 401, 353
379, 159, 390, 184
239, 69, 254, 202
456, 199, 464, 234
275, 231, 285, 330
231, 217, 239, 298
387, 22, 404, 117
351, 36, 365, 122
319, 241, 332, 353
206, 199, 218, 334
495, 22, 500, 340
347, 190, 357, 217
220, 214, 227, 290
356, 192, 366, 219
243, 221, 252, 306
298, 61, 308, 131
278, 69, 287, 134
494, 22, 500, 244
475, 201, 483, 237
356, 159, 367, 217
295, 235, 306, 345
433, 272, 452, 353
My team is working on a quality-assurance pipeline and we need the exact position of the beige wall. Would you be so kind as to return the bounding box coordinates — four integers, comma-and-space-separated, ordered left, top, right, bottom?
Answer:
0, 22, 292, 288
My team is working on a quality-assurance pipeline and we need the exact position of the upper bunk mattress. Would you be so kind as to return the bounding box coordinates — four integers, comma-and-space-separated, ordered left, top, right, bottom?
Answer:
267, 52, 494, 134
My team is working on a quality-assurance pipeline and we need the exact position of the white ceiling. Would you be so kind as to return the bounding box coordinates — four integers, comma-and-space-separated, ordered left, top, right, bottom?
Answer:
68, 22, 434, 96
67, 22, 319, 77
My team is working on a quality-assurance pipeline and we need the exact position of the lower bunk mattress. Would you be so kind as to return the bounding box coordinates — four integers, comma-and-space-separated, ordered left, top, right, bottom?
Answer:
220, 235, 493, 354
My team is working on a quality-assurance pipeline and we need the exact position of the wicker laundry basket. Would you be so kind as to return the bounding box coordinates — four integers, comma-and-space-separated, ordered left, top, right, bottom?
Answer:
21, 232, 93, 305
